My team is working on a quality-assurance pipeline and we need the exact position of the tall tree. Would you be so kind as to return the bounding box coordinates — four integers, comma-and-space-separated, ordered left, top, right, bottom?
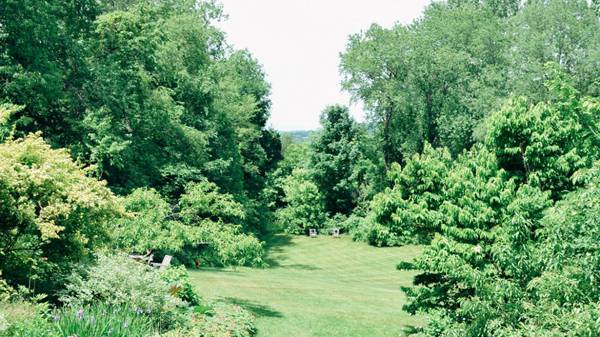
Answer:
310, 105, 364, 215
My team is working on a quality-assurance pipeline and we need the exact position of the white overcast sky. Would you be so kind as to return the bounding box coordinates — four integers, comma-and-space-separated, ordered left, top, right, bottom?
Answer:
216, 0, 431, 131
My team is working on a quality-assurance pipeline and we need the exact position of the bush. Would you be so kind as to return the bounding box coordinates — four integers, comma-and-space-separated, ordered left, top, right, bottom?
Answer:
322, 213, 347, 234
0, 134, 121, 295
363, 145, 451, 246
59, 254, 183, 327
114, 183, 265, 268
159, 266, 200, 306
175, 181, 265, 267
0, 301, 57, 337
200, 302, 255, 337
113, 188, 187, 254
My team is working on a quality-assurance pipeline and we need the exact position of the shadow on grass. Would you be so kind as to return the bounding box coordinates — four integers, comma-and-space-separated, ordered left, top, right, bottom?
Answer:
195, 267, 243, 275
283, 263, 320, 271
261, 232, 295, 268
402, 325, 423, 336
223, 297, 284, 318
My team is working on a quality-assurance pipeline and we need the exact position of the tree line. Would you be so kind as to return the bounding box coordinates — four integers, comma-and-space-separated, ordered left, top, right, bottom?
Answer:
0, 0, 281, 297
274, 0, 600, 335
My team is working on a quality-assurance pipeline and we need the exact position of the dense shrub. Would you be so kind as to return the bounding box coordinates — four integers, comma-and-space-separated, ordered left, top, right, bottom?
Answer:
0, 301, 57, 337
363, 144, 452, 246
0, 134, 121, 295
200, 302, 256, 337
276, 168, 327, 234
487, 64, 600, 197
160, 266, 201, 307
59, 254, 182, 327
398, 70, 600, 336
113, 188, 187, 254
113, 182, 265, 267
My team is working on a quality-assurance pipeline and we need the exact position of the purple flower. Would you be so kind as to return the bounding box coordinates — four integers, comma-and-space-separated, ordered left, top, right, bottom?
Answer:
76, 309, 84, 320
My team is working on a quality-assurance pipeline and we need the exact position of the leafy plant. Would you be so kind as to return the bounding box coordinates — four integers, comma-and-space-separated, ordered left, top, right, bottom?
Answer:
276, 168, 327, 235
200, 302, 256, 337
0, 134, 121, 295
59, 254, 182, 327
54, 304, 155, 337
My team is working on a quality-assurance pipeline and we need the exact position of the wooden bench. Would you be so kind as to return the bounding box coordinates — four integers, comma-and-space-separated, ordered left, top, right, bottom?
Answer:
151, 255, 172, 271
309, 228, 317, 238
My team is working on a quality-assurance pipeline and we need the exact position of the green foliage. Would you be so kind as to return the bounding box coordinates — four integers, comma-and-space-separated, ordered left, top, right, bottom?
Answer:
113, 188, 187, 253
263, 142, 310, 211
0, 134, 120, 295
1, 0, 281, 237
59, 254, 182, 326
200, 302, 256, 337
363, 144, 452, 246
310, 105, 365, 214
54, 304, 155, 337
340, 0, 600, 166
276, 168, 327, 235
487, 64, 600, 197
397, 71, 600, 336
0, 301, 57, 337
160, 266, 201, 307
176, 181, 264, 267
0, 103, 22, 142
112, 182, 264, 268
179, 180, 246, 226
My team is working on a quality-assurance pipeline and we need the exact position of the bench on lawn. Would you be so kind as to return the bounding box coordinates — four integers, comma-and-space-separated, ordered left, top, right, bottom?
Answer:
309, 228, 317, 238
151, 255, 172, 271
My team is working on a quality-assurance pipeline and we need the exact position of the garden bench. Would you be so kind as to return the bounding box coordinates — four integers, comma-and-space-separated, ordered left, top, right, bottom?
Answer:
151, 255, 172, 271
309, 228, 317, 238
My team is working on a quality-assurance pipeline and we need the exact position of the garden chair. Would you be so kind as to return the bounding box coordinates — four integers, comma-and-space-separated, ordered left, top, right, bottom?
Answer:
332, 228, 340, 238
151, 255, 172, 271
309, 228, 317, 238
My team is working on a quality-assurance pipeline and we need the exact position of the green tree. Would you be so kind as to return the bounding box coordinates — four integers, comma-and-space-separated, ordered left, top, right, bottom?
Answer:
0, 134, 120, 295
311, 105, 364, 214
486, 64, 600, 197
364, 144, 452, 246
276, 168, 327, 235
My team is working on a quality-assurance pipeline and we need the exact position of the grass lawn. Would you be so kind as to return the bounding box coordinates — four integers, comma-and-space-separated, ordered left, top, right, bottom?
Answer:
189, 233, 425, 337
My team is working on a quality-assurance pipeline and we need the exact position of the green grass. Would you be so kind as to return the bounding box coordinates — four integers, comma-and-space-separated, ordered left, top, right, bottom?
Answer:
189, 234, 425, 337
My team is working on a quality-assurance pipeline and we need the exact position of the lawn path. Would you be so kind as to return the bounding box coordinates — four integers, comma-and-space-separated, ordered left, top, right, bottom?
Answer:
189, 234, 425, 337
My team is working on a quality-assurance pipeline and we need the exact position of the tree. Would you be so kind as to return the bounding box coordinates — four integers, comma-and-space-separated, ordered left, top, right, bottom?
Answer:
0, 134, 120, 295
276, 168, 327, 235
310, 105, 364, 214
486, 64, 600, 198
399, 68, 600, 336
363, 144, 452, 246
340, 0, 600, 168
341, 3, 509, 163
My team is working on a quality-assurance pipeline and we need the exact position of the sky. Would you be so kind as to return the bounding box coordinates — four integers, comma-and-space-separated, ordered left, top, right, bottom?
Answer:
216, 0, 431, 131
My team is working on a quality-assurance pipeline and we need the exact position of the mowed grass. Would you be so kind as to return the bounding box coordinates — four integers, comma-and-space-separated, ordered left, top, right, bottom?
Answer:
189, 233, 425, 337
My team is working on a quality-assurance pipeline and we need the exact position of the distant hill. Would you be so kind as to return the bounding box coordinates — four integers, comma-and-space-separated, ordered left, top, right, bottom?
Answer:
279, 130, 317, 144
